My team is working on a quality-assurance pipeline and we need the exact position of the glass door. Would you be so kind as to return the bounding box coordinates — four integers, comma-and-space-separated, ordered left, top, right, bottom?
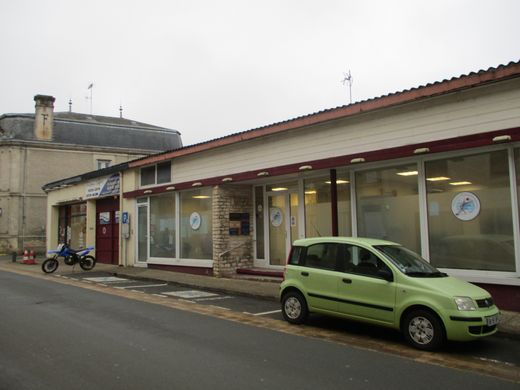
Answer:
267, 190, 299, 266
137, 203, 148, 263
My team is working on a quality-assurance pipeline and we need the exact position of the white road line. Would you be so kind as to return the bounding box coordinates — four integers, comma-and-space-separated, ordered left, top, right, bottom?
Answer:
252, 309, 282, 316
179, 299, 196, 304
194, 296, 233, 302
210, 305, 231, 311
152, 294, 168, 298
131, 290, 145, 293
99, 283, 108, 287
114, 283, 168, 290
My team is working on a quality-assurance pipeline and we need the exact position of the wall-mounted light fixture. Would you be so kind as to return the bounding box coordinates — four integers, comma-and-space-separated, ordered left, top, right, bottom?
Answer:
143, 190, 152, 194
350, 157, 365, 164
414, 147, 430, 154
222, 177, 233, 182
166, 186, 176, 191
192, 182, 202, 187
257, 171, 269, 177
298, 165, 312, 171
492, 135, 511, 143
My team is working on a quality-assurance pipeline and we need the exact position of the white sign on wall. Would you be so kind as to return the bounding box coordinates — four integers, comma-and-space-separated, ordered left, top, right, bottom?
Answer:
86, 174, 120, 199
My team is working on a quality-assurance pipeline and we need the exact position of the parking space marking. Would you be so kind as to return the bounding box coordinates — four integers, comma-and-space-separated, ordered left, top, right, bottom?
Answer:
245, 309, 282, 316
83, 276, 128, 283
194, 296, 233, 302
210, 305, 231, 311
162, 290, 219, 299
115, 283, 168, 290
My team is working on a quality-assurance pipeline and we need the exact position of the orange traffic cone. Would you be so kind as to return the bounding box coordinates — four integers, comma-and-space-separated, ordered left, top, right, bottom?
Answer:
22, 249, 37, 265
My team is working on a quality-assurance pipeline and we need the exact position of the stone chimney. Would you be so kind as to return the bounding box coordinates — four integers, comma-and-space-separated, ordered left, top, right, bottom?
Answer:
34, 94, 55, 140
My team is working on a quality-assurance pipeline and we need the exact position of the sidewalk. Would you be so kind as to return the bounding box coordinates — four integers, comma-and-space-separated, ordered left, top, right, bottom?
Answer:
1, 255, 519, 338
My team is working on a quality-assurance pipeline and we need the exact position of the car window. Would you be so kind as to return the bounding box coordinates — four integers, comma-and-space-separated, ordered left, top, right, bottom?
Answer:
288, 246, 303, 265
302, 243, 340, 271
344, 245, 392, 278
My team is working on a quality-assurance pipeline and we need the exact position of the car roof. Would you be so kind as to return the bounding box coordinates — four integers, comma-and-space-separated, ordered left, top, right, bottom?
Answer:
292, 236, 399, 247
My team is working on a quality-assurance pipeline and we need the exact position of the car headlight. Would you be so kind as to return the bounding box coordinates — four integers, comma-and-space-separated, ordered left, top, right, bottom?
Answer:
454, 297, 477, 311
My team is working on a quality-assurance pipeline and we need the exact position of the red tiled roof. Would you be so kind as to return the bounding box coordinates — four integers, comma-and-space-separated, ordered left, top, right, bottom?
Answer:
129, 60, 520, 168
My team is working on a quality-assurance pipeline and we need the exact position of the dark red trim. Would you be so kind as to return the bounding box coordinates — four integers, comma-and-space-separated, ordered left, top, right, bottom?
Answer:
129, 62, 520, 169
147, 263, 214, 276
124, 127, 520, 199
473, 283, 520, 312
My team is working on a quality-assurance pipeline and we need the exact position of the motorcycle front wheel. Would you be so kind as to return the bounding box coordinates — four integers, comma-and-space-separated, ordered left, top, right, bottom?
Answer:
79, 255, 96, 271
42, 258, 59, 274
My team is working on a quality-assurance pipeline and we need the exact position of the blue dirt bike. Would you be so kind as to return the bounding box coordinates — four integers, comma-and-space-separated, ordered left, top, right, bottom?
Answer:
41, 243, 96, 274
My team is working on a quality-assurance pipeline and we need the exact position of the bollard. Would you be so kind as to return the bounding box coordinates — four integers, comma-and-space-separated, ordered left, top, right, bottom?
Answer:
11, 251, 17, 262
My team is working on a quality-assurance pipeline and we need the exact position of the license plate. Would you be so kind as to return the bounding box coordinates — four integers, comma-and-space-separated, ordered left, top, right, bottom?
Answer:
485, 314, 499, 326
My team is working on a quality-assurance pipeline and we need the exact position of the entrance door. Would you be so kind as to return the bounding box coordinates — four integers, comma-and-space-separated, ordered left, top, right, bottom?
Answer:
95, 197, 120, 264
268, 191, 299, 266
137, 203, 148, 263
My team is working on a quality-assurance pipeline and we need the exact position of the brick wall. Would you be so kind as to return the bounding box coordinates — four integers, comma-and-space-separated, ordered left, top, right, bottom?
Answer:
212, 185, 254, 277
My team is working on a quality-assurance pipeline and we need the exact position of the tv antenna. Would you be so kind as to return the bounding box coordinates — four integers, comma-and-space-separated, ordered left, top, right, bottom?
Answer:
85, 83, 94, 114
341, 70, 353, 104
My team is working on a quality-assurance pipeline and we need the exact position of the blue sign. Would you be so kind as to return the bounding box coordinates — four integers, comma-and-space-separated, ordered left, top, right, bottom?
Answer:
122, 212, 129, 224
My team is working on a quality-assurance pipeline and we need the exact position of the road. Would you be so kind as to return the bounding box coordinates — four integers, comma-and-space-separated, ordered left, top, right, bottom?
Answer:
0, 269, 518, 389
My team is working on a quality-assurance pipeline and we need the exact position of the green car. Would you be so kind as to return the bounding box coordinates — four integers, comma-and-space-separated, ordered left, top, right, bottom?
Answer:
280, 237, 500, 351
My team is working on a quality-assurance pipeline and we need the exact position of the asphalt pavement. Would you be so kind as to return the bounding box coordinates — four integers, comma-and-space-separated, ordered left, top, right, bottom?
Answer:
1, 255, 519, 337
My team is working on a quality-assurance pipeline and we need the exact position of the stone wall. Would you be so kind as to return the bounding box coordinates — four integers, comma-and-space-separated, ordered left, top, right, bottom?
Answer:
212, 184, 254, 277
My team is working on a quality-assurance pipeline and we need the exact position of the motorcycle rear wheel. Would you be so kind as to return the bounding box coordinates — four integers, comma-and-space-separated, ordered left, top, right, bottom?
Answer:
79, 255, 96, 271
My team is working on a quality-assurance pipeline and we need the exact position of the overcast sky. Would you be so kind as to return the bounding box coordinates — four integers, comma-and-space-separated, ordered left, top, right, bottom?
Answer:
1, 0, 519, 146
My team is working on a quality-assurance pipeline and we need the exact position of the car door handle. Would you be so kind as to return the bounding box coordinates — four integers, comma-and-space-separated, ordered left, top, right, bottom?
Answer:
301, 271, 309, 277
342, 278, 352, 284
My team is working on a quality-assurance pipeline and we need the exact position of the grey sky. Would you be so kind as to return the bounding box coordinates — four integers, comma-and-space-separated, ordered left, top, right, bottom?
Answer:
1, 0, 519, 146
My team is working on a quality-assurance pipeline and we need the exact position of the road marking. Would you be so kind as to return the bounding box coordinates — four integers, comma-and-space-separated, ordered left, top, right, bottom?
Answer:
210, 305, 231, 311
178, 299, 196, 304
115, 283, 168, 289
162, 290, 218, 299
251, 309, 282, 316
131, 290, 145, 293
153, 294, 168, 298
83, 276, 128, 283
194, 296, 233, 302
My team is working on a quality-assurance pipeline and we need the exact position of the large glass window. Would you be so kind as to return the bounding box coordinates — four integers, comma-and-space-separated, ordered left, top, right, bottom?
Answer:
356, 164, 420, 252
304, 177, 332, 237
426, 151, 515, 271
150, 194, 176, 258
180, 188, 213, 259
70, 203, 87, 248
255, 186, 265, 259
336, 170, 352, 236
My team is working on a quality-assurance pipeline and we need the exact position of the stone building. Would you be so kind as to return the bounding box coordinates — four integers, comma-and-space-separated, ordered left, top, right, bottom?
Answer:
0, 95, 182, 254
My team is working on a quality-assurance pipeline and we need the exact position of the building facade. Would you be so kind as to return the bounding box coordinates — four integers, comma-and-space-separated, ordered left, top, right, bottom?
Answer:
0, 95, 182, 254
45, 61, 520, 310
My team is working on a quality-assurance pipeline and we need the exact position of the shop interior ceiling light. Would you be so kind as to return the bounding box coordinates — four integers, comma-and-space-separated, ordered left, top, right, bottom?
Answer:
397, 171, 419, 176
426, 176, 451, 182
449, 181, 472, 186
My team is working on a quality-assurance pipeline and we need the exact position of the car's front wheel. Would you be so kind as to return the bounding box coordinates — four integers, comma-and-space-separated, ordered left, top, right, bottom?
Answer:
281, 291, 308, 324
403, 309, 445, 351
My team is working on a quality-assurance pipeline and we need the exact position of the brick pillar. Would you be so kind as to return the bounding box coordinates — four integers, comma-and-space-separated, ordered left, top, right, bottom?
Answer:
212, 184, 254, 277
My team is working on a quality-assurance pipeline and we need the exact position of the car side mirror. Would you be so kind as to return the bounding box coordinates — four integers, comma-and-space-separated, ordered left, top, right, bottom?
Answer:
378, 268, 394, 282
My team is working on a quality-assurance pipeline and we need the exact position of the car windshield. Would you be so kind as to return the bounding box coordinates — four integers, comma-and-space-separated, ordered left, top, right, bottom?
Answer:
374, 245, 447, 277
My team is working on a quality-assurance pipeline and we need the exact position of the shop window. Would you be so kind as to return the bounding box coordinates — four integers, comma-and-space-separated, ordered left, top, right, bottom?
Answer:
150, 194, 176, 258
140, 162, 171, 186
356, 164, 420, 253
255, 186, 265, 259
58, 203, 86, 248
426, 151, 515, 272
305, 177, 332, 237
335, 170, 352, 236
180, 188, 213, 259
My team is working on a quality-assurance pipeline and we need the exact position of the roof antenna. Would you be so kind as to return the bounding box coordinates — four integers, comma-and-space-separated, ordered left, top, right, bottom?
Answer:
119, 103, 123, 119
68, 99, 72, 113
341, 70, 353, 104
86, 82, 94, 114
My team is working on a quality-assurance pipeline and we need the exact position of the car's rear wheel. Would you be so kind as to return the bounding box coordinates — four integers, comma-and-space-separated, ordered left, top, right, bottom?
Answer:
282, 291, 308, 324
403, 309, 445, 351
